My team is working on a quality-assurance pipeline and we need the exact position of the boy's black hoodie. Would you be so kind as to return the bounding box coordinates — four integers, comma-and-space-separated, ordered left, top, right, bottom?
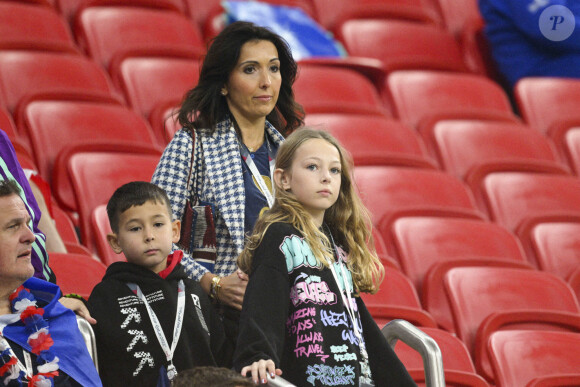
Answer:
88, 251, 232, 387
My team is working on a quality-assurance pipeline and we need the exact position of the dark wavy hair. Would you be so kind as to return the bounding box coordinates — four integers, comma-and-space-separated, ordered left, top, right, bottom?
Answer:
177, 21, 304, 136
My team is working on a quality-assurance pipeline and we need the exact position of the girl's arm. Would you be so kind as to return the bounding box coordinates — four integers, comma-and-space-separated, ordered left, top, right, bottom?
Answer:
233, 223, 291, 383
356, 297, 417, 386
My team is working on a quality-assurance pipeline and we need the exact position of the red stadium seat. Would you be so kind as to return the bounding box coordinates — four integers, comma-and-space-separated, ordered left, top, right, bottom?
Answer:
0, 51, 117, 113
49, 253, 107, 299
393, 327, 489, 387
386, 70, 517, 129
360, 268, 437, 328
338, 19, 467, 75
467, 171, 580, 232
18, 99, 158, 187
488, 330, 580, 387
518, 218, 580, 284
304, 113, 436, 168
515, 77, 580, 136
390, 216, 532, 331
444, 267, 580, 383
311, 0, 442, 34
0, 2, 78, 53
436, 0, 481, 38
74, 5, 204, 70
63, 148, 162, 250
294, 64, 389, 116
354, 166, 484, 230
420, 120, 568, 179
110, 56, 200, 144
91, 204, 126, 266
553, 124, 580, 175
0, 107, 19, 142
56, 0, 185, 24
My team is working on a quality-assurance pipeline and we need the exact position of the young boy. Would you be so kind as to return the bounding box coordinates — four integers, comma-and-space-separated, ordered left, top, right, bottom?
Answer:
87, 182, 232, 387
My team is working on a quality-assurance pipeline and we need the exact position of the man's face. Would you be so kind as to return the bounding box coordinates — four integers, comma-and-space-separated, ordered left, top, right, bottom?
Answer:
0, 194, 35, 289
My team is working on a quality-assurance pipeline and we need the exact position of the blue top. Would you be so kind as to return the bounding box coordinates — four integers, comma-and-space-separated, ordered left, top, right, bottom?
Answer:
479, 0, 580, 87
1, 277, 102, 387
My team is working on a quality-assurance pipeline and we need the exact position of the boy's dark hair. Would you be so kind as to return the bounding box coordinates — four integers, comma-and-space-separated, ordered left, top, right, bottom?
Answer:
172, 367, 254, 387
106, 181, 173, 233
0, 179, 21, 198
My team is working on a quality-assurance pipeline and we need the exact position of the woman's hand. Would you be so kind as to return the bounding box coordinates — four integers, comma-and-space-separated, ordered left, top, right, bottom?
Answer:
59, 297, 97, 324
241, 359, 282, 385
218, 269, 248, 310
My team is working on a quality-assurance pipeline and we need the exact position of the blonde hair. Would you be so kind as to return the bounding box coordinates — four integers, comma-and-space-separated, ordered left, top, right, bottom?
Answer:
238, 129, 384, 294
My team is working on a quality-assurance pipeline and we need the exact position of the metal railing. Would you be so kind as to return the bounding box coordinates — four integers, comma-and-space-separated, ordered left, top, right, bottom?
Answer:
382, 319, 445, 387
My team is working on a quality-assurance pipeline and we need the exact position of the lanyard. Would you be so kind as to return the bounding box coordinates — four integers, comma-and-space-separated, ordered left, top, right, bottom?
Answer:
236, 131, 276, 208
324, 225, 369, 360
127, 280, 185, 380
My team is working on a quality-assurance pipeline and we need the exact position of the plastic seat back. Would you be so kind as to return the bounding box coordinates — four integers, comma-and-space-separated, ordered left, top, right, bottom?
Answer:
421, 120, 566, 179
311, 0, 442, 33
0, 51, 116, 113
19, 100, 158, 186
360, 267, 437, 328
444, 267, 580, 382
527, 221, 580, 281
391, 216, 531, 331
338, 19, 467, 74
66, 149, 162, 250
75, 5, 204, 69
394, 327, 489, 387
305, 113, 435, 168
294, 64, 388, 116
91, 204, 126, 266
0, 2, 78, 52
49, 253, 107, 299
469, 172, 580, 232
354, 166, 483, 228
387, 70, 516, 129
515, 77, 580, 136
488, 330, 580, 387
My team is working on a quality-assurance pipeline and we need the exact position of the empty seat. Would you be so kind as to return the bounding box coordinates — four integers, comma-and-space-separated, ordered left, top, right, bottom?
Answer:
338, 19, 467, 75
0, 51, 117, 113
304, 113, 436, 168
436, 0, 481, 38
63, 148, 162, 250
444, 267, 580, 382
420, 120, 567, 179
354, 166, 483, 230
0, 107, 19, 142
488, 330, 580, 387
393, 327, 489, 387
520, 219, 580, 284
390, 216, 532, 331
0, 2, 78, 53
56, 0, 185, 24
49, 253, 107, 299
18, 99, 158, 187
360, 267, 437, 328
311, 0, 442, 34
294, 64, 389, 116
387, 70, 517, 129
91, 204, 126, 266
75, 5, 204, 70
110, 56, 200, 144
515, 77, 580, 136
555, 125, 580, 175
468, 171, 580, 232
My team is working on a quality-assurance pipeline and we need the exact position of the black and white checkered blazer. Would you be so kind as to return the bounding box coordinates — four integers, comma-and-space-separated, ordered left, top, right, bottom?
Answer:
152, 117, 285, 281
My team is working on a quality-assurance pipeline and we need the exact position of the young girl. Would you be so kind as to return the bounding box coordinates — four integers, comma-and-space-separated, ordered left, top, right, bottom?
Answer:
233, 129, 416, 386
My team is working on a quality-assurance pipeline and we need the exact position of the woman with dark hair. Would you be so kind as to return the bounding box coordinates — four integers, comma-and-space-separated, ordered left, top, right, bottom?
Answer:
152, 21, 304, 313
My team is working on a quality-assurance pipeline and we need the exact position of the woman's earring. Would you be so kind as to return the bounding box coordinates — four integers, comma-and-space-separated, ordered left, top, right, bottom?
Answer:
221, 89, 227, 96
